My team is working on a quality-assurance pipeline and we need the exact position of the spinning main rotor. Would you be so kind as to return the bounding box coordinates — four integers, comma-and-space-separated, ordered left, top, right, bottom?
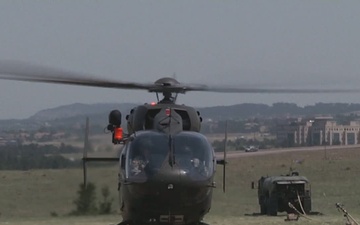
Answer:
0, 60, 359, 96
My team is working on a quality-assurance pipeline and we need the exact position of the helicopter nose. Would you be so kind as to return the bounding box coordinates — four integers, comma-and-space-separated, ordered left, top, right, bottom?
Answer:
128, 168, 210, 205
153, 164, 183, 183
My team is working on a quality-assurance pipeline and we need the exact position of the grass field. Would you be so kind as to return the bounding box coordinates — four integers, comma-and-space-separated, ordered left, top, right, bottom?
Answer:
1, 147, 360, 225
0, 215, 351, 225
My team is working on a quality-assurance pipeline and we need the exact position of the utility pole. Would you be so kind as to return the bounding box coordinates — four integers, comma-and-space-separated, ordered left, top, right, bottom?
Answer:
323, 129, 327, 160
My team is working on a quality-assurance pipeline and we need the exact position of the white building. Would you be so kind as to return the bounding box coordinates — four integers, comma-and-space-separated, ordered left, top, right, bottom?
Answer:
277, 117, 360, 146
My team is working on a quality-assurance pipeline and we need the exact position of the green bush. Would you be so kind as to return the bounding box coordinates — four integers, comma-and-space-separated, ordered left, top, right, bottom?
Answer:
70, 182, 114, 215
71, 182, 97, 215
98, 185, 114, 214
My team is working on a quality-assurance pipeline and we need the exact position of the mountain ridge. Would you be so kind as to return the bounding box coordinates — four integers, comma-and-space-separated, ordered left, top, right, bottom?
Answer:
29, 102, 138, 121
17, 102, 360, 121
2, 102, 360, 131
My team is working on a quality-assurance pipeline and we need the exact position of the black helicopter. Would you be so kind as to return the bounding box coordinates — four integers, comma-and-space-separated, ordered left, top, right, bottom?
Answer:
0, 61, 360, 225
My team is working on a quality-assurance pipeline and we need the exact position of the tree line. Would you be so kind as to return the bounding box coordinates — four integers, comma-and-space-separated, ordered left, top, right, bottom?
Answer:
0, 143, 81, 170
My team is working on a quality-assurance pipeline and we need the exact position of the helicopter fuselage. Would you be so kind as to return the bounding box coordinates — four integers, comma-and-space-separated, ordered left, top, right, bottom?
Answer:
118, 130, 216, 225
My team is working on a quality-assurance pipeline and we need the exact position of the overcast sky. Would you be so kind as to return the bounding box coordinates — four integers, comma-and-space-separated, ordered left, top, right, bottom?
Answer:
0, 0, 360, 119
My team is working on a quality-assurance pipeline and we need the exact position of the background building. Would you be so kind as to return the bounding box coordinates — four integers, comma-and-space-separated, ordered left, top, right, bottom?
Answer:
277, 117, 360, 147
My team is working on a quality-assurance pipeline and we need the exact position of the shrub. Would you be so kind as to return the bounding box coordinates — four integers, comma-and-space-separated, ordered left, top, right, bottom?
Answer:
98, 185, 114, 214
71, 182, 97, 215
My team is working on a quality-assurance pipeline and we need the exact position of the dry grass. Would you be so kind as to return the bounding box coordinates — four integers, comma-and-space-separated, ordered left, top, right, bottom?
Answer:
0, 214, 351, 225
1, 147, 360, 224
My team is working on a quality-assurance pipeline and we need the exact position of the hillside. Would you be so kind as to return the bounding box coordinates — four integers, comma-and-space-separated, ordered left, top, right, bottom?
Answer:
1, 102, 360, 131
0, 103, 137, 131
29, 102, 137, 121
199, 102, 360, 119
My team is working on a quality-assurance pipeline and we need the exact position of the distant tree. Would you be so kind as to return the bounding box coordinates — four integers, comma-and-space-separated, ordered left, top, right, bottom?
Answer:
0, 144, 80, 170
212, 139, 225, 152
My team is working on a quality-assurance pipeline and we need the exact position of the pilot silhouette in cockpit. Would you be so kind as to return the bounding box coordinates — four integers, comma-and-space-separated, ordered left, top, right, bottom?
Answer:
131, 147, 150, 175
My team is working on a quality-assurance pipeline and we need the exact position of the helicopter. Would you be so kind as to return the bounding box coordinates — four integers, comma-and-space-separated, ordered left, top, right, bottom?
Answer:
1, 61, 360, 225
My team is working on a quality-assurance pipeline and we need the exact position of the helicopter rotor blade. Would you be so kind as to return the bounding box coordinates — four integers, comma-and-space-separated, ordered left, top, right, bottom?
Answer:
1, 60, 360, 94
183, 84, 360, 94
0, 61, 155, 91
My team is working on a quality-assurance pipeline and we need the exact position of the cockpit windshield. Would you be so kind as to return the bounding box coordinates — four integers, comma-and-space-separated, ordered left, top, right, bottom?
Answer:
173, 132, 214, 179
126, 131, 214, 181
126, 132, 168, 181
